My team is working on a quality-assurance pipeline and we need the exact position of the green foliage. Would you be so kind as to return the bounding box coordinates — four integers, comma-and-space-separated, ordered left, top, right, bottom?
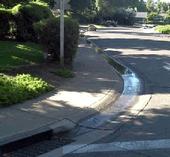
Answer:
156, 1, 170, 13
146, 12, 163, 24
165, 11, 170, 24
156, 25, 170, 34
96, 0, 146, 12
136, 0, 147, 12
96, 0, 143, 25
0, 74, 53, 106
69, 0, 97, 23
146, 0, 155, 13
69, 0, 92, 13
53, 67, 74, 78
35, 0, 55, 7
97, 8, 136, 25
0, 0, 54, 8
0, 0, 30, 8
0, 41, 44, 71
12, 2, 53, 41
113, 8, 136, 25
147, 12, 158, 21
34, 16, 79, 64
0, 8, 13, 39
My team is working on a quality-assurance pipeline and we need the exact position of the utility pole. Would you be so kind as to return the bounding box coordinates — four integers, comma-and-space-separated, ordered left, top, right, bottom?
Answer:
60, 0, 64, 66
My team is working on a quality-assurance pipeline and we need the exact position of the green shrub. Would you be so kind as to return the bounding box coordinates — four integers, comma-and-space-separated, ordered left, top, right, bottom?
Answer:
165, 15, 170, 24
12, 2, 53, 41
146, 12, 164, 24
0, 8, 12, 39
36, 0, 55, 8
156, 25, 170, 34
164, 11, 170, 24
96, 8, 136, 25
34, 16, 79, 63
0, 0, 30, 8
52, 67, 75, 78
112, 8, 136, 25
0, 74, 53, 106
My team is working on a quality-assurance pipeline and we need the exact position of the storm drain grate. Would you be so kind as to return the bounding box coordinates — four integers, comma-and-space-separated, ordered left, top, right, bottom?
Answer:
3, 136, 74, 157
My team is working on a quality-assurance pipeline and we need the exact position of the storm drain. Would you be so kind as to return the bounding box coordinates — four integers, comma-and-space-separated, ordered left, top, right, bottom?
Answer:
3, 135, 73, 157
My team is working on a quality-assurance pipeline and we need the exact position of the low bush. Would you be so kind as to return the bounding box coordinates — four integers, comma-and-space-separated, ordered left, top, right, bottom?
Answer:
165, 15, 170, 24
12, 2, 53, 41
156, 25, 170, 34
0, 74, 53, 106
34, 16, 79, 63
52, 67, 74, 78
96, 8, 136, 26
112, 8, 136, 25
164, 11, 170, 24
146, 12, 164, 24
36, 0, 55, 8
0, 8, 12, 39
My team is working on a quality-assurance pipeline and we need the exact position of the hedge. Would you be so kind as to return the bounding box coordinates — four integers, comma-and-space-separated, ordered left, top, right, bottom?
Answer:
11, 2, 53, 41
0, 2, 53, 41
0, 0, 54, 8
0, 8, 12, 39
34, 16, 79, 63
146, 12, 164, 24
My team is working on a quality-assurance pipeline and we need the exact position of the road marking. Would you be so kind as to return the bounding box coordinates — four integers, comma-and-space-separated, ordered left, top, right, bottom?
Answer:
72, 139, 170, 154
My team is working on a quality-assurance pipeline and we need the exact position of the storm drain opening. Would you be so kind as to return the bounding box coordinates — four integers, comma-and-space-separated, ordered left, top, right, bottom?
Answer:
2, 132, 74, 157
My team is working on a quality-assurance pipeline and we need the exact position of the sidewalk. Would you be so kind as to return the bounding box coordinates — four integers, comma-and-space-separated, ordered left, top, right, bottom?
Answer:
0, 39, 123, 146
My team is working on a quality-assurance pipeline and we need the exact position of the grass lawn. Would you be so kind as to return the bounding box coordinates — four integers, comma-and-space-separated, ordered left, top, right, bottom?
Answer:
155, 25, 170, 34
0, 40, 44, 71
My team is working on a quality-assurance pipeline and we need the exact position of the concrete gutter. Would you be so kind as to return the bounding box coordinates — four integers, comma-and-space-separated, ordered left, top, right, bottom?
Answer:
86, 37, 151, 119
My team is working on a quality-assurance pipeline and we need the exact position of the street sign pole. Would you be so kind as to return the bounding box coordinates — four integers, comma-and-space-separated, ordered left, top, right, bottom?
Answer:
60, 0, 64, 66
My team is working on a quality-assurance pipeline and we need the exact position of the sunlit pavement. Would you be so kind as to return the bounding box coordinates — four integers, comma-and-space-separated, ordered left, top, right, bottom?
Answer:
63, 27, 170, 157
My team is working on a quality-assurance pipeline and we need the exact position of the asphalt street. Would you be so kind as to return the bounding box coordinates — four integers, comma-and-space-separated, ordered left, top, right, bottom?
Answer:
65, 27, 170, 157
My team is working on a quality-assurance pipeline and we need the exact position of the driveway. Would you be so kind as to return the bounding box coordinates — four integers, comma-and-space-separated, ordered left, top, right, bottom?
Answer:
66, 27, 170, 157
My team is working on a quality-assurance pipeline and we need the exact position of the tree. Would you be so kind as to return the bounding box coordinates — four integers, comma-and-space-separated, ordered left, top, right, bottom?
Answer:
96, 0, 146, 11
0, 0, 54, 8
156, 1, 170, 13
69, 0, 92, 13
0, 0, 29, 7
146, 0, 155, 13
